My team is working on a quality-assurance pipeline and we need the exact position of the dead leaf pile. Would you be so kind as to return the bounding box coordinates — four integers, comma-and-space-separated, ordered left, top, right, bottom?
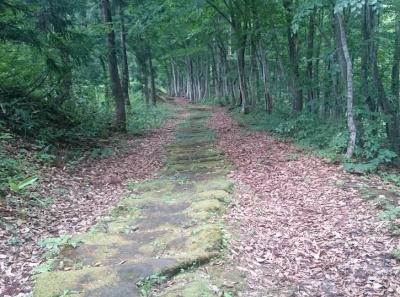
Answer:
209, 108, 400, 297
0, 118, 179, 296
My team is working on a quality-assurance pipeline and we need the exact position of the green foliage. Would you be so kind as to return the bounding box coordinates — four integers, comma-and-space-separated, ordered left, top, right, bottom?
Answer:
35, 235, 82, 273
392, 248, 400, 260
39, 235, 81, 251
233, 104, 398, 172
344, 149, 397, 173
379, 205, 400, 221
127, 96, 174, 135
9, 176, 38, 192
56, 290, 80, 297
198, 96, 225, 106
0, 147, 36, 194
379, 173, 400, 187
137, 273, 168, 296
234, 107, 348, 155
33, 258, 57, 274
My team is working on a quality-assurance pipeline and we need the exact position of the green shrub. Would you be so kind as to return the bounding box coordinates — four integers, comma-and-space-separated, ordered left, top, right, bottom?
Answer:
232, 105, 397, 173
127, 96, 174, 135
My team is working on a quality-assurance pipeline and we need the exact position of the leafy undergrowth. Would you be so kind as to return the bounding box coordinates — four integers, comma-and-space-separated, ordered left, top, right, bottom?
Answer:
0, 102, 180, 296
231, 106, 398, 174
209, 107, 400, 296
0, 98, 175, 192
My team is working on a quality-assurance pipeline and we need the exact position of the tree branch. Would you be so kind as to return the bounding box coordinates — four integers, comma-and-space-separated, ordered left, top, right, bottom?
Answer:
206, 0, 233, 25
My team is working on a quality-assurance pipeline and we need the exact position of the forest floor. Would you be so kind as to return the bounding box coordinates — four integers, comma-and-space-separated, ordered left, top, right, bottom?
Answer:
0, 101, 183, 296
209, 108, 400, 296
1, 100, 400, 297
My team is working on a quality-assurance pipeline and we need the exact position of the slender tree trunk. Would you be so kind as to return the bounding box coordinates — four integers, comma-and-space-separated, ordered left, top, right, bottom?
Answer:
257, 44, 273, 113
171, 60, 178, 96
283, 0, 303, 112
361, 2, 376, 112
306, 10, 316, 110
372, 49, 400, 152
144, 73, 150, 105
250, 39, 258, 105
100, 0, 126, 131
217, 37, 230, 104
57, 53, 72, 105
99, 56, 111, 102
237, 36, 249, 113
314, 18, 321, 105
118, 0, 130, 106
392, 20, 400, 103
148, 54, 156, 105
335, 11, 356, 158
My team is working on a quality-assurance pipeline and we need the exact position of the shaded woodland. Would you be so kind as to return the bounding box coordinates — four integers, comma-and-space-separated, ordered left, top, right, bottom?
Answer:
1, 0, 400, 181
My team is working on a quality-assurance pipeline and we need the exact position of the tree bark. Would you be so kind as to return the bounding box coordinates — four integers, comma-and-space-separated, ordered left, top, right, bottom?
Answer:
392, 20, 400, 102
257, 44, 273, 113
99, 55, 111, 102
100, 0, 126, 131
117, 0, 130, 106
373, 49, 400, 152
237, 42, 249, 113
306, 10, 316, 110
283, 0, 303, 112
334, 11, 356, 158
148, 53, 156, 105
361, 2, 376, 112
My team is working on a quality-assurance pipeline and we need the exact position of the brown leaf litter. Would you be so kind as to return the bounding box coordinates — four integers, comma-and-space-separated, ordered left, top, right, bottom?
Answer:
209, 108, 400, 297
0, 115, 181, 297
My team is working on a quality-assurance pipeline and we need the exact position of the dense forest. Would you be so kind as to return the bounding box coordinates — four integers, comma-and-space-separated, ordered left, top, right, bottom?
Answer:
1, 0, 400, 296
1, 0, 400, 172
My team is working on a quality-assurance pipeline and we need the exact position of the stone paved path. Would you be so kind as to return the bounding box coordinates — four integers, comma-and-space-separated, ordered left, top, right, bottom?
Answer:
33, 105, 239, 297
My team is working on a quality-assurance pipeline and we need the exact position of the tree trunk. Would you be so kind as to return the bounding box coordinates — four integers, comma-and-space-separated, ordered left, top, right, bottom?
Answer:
392, 20, 400, 102
250, 39, 258, 105
257, 44, 273, 113
144, 73, 150, 105
306, 10, 316, 110
361, 2, 376, 112
99, 56, 111, 102
57, 53, 72, 105
148, 53, 156, 105
100, 0, 126, 131
237, 38, 249, 113
283, 0, 303, 112
118, 0, 130, 106
334, 11, 356, 158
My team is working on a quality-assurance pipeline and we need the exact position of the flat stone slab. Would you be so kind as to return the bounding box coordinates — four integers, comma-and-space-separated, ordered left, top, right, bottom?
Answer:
34, 258, 178, 297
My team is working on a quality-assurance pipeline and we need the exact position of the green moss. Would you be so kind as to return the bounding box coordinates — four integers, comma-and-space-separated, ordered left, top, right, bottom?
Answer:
186, 224, 223, 255
33, 266, 118, 297
191, 199, 224, 213
158, 278, 215, 297
189, 210, 216, 221
195, 177, 233, 193
167, 160, 226, 173
108, 203, 141, 218
197, 190, 231, 203
81, 233, 130, 245
128, 178, 176, 194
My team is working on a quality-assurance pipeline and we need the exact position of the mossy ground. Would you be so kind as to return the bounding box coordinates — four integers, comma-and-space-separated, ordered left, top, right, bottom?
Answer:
33, 105, 243, 297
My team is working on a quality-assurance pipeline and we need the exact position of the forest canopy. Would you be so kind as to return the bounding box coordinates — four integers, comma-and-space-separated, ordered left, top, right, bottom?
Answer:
1, 0, 400, 172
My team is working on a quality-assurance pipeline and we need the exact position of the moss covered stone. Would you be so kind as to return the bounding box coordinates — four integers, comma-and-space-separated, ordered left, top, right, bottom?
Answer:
34, 266, 119, 297
33, 105, 240, 297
